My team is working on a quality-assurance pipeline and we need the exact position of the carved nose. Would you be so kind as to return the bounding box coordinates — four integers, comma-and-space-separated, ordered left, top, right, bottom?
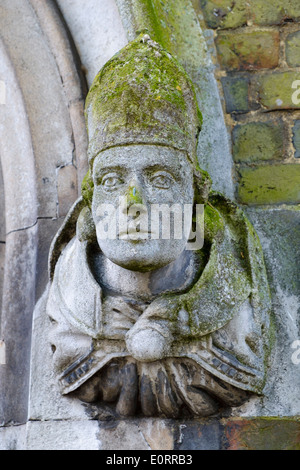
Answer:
127, 180, 143, 205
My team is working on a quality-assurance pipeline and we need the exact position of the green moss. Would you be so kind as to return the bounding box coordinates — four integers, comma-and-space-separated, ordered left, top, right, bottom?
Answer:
238, 164, 300, 205
251, 0, 300, 26
215, 30, 279, 71
81, 169, 94, 208
286, 31, 300, 67
233, 121, 284, 163
257, 71, 300, 110
204, 202, 224, 240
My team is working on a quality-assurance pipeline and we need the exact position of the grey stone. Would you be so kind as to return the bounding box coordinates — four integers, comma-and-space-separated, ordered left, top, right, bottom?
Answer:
0, 425, 26, 450
116, 0, 235, 199
26, 420, 100, 450
176, 420, 222, 450
0, 226, 38, 425
35, 218, 64, 302
45, 35, 271, 420
0, 0, 77, 219
98, 420, 150, 450
0, 161, 5, 242
56, 0, 128, 87
57, 164, 78, 217
0, 243, 5, 321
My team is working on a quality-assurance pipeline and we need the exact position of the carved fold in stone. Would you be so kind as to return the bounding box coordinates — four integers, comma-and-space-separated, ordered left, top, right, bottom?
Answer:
46, 33, 271, 418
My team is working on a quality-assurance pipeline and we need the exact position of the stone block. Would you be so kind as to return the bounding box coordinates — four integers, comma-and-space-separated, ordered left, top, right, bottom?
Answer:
224, 417, 300, 450
256, 71, 300, 110
139, 419, 175, 450
176, 420, 222, 450
0, 162, 5, 242
98, 421, 151, 450
292, 120, 300, 158
26, 420, 100, 450
286, 30, 300, 67
251, 0, 300, 26
238, 164, 300, 205
233, 121, 284, 163
215, 30, 280, 71
221, 75, 249, 114
0, 243, 5, 315
200, 0, 247, 29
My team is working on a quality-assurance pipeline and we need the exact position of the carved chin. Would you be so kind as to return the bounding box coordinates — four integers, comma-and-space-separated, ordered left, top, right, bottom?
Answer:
97, 238, 188, 272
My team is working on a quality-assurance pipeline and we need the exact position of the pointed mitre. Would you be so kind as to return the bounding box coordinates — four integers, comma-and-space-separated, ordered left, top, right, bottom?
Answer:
85, 32, 202, 168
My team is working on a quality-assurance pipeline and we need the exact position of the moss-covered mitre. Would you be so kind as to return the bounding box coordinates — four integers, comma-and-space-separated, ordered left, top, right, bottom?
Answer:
85, 32, 202, 167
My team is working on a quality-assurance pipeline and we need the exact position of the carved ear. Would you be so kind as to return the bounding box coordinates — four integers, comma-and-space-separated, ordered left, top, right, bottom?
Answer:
193, 168, 212, 204
76, 206, 97, 243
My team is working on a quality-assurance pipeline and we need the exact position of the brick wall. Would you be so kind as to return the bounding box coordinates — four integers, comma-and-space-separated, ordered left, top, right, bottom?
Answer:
198, 0, 300, 205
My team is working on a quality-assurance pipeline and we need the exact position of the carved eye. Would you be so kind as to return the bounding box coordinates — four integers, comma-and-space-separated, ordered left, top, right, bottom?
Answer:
150, 172, 174, 189
101, 174, 123, 189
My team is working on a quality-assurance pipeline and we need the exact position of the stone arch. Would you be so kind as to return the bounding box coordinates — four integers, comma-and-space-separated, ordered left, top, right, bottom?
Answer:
0, 0, 88, 425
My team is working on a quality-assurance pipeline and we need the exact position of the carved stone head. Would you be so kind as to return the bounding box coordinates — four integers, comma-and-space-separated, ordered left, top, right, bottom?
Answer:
47, 33, 271, 419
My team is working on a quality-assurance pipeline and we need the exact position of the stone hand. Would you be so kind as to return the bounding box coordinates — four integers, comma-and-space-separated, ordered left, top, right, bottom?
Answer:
125, 299, 175, 362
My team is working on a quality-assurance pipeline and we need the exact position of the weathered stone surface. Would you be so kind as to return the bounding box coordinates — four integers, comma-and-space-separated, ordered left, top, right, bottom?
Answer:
57, 164, 78, 218
256, 71, 300, 110
139, 419, 175, 450
238, 164, 300, 204
200, 0, 247, 29
28, 291, 89, 422
26, 420, 100, 450
0, 425, 26, 450
35, 218, 64, 301
0, 226, 38, 425
224, 418, 300, 450
98, 421, 151, 450
176, 420, 221, 450
215, 30, 280, 71
251, 0, 300, 26
233, 121, 284, 163
116, 0, 235, 199
242, 208, 300, 418
0, 162, 5, 242
293, 120, 300, 158
0, 243, 5, 317
0, 0, 76, 219
56, 0, 128, 87
286, 31, 300, 67
221, 75, 249, 114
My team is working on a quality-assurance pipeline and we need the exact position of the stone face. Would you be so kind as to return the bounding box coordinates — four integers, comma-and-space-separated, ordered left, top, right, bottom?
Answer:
293, 120, 300, 158
238, 164, 300, 204
221, 75, 249, 114
233, 121, 284, 163
251, 0, 300, 26
215, 30, 280, 71
286, 31, 300, 67
200, 0, 247, 29
224, 418, 300, 450
256, 71, 300, 110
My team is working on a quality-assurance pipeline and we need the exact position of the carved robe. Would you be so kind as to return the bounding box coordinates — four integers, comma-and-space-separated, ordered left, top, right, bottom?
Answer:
47, 193, 271, 418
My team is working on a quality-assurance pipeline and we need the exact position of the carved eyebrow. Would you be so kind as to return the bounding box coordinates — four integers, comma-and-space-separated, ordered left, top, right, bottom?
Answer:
93, 165, 127, 178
